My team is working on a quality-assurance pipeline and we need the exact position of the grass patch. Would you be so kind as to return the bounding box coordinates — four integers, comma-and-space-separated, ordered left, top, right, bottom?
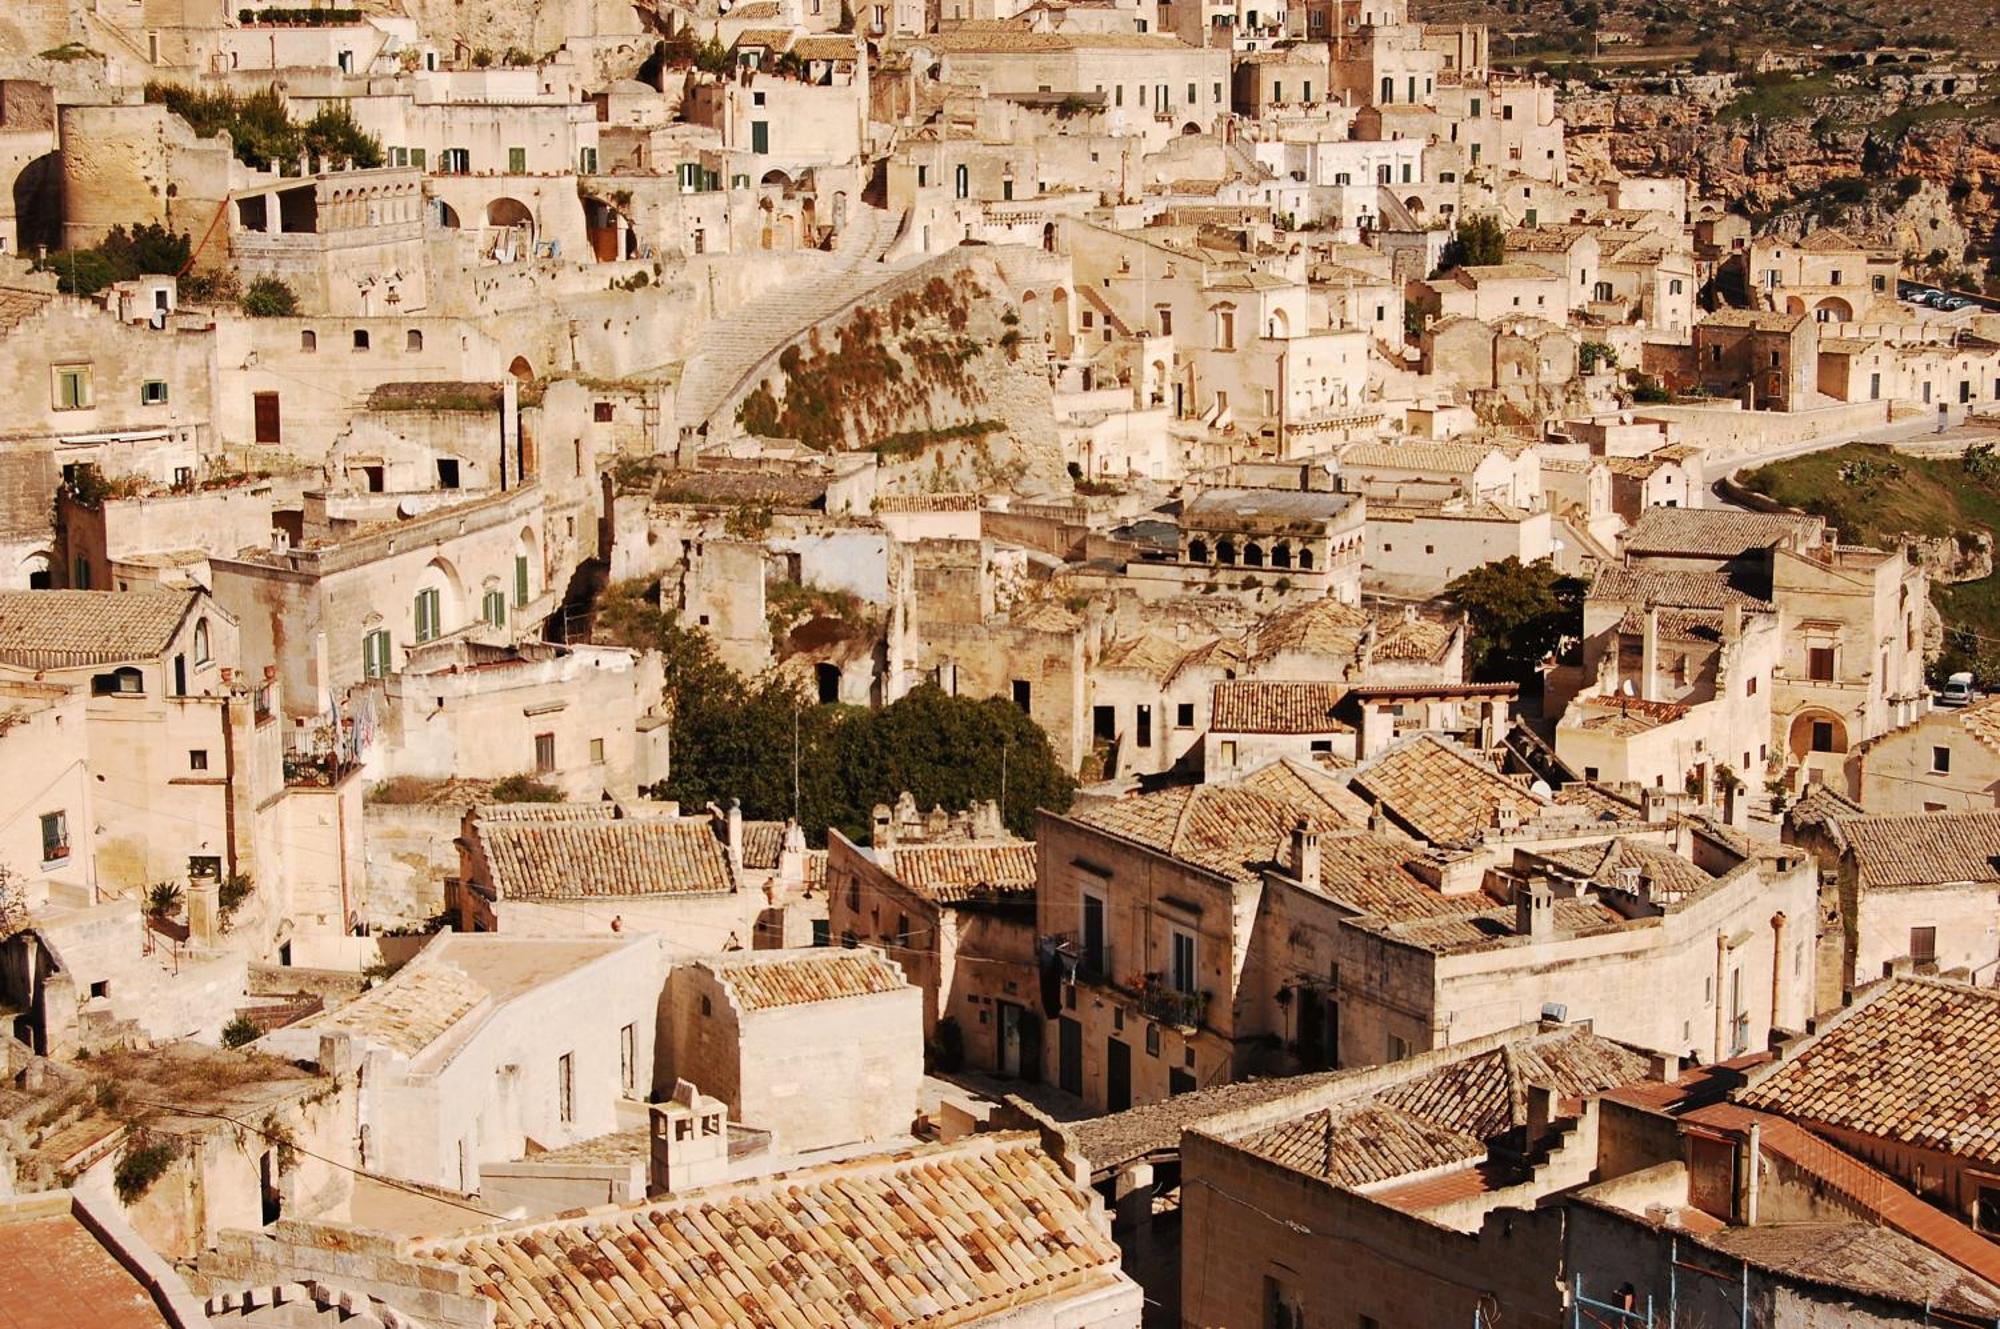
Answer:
1873, 96, 2000, 138
875, 419, 1005, 457
1717, 70, 1844, 122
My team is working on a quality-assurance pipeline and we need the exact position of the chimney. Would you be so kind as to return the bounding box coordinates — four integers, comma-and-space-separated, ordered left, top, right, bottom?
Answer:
317, 1032, 356, 1079
1515, 878, 1554, 939
1640, 605, 1661, 701
1291, 819, 1321, 891
725, 798, 743, 870
1524, 1083, 1553, 1148
1648, 1051, 1681, 1082
649, 1080, 729, 1197
1723, 600, 1744, 641
871, 802, 895, 848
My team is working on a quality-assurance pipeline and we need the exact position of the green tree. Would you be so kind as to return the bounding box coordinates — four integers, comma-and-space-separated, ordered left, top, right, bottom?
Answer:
34, 222, 192, 296
1445, 557, 1587, 686
241, 276, 299, 317
1433, 212, 1506, 275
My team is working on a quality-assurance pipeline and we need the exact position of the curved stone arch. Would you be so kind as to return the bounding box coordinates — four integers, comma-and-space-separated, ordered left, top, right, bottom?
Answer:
1787, 710, 1849, 759
1243, 541, 1265, 567
508, 355, 535, 381
514, 525, 542, 602
1814, 295, 1854, 323
417, 555, 467, 636
17, 549, 50, 588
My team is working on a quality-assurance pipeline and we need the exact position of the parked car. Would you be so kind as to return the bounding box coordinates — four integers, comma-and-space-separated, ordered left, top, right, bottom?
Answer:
1940, 672, 1977, 707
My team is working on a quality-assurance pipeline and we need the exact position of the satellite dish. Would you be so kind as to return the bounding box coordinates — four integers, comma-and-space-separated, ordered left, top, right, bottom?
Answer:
1530, 779, 1552, 798
397, 497, 420, 518
1620, 680, 1635, 696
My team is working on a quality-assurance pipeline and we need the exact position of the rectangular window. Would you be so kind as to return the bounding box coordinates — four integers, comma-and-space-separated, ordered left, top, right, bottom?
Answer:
436, 458, 460, 489
1219, 739, 1237, 766
534, 732, 556, 774
1911, 927, 1938, 965
414, 587, 441, 642
557, 1052, 574, 1123
362, 628, 391, 679
253, 391, 281, 444
54, 365, 92, 410
619, 1024, 635, 1093
140, 379, 168, 405
1012, 679, 1031, 711
1978, 1186, 2000, 1235
1136, 705, 1152, 748
1810, 721, 1836, 753
1170, 929, 1196, 994
589, 737, 605, 763
515, 553, 530, 608
1934, 745, 1952, 774
579, 146, 598, 174
482, 589, 507, 627
1176, 702, 1196, 728
1807, 646, 1835, 681
507, 147, 527, 174
751, 121, 769, 154
39, 811, 68, 862
189, 749, 208, 771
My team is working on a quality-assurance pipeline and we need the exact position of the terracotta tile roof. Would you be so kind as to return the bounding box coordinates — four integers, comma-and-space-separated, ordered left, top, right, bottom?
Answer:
1953, 695, 2000, 754
1699, 308, 1809, 332
1686, 1101, 2000, 1290
1067, 1072, 1343, 1176
1249, 596, 1371, 665
1570, 694, 1690, 734
1067, 781, 1345, 887
1700, 1222, 2000, 1318
706, 948, 907, 1012
1620, 508, 1807, 560
1210, 680, 1349, 734
1456, 262, 1564, 284
1613, 606, 1724, 643
1738, 979, 2000, 1168
1504, 225, 1596, 253
478, 815, 735, 900
885, 843, 1038, 902
1551, 781, 1644, 821
740, 820, 787, 870
1243, 1029, 1650, 1186
1009, 598, 1084, 633
1368, 1160, 1518, 1213
1099, 631, 1195, 680
1837, 811, 2000, 889
1372, 614, 1454, 663
1533, 837, 1716, 904
1377, 896, 1627, 952
1236, 758, 1374, 827
1183, 487, 1356, 533
1312, 832, 1474, 919
1589, 565, 1772, 611
297, 961, 486, 1058
0, 1205, 173, 1329
0, 285, 53, 336
1349, 736, 1544, 848
1782, 783, 1865, 848
414, 1132, 1128, 1328
1795, 226, 1862, 253
1338, 438, 1510, 477
876, 493, 979, 512
791, 34, 861, 60
0, 589, 198, 669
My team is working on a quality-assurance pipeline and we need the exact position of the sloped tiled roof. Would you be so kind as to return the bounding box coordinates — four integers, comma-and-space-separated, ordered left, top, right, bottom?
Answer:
478, 815, 734, 900
1210, 680, 1349, 734
416, 1133, 1127, 1329
1237, 758, 1373, 826
886, 843, 1038, 902
1838, 810, 2000, 889
707, 948, 907, 1012
1349, 736, 1544, 849
740, 820, 788, 870
1739, 980, 2000, 1166
298, 962, 486, 1058
1372, 614, 1454, 663
1701, 1223, 2000, 1319
1589, 565, 1772, 612
1241, 1029, 1649, 1186
1067, 782, 1343, 886
1620, 508, 1808, 559
1249, 596, 1371, 665
1099, 631, 1196, 681
1338, 438, 1509, 477
1534, 836, 1717, 904
0, 590, 197, 669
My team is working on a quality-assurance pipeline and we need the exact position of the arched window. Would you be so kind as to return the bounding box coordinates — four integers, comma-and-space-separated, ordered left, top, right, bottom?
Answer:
193, 618, 210, 666
1188, 538, 1209, 563
406, 329, 424, 352
353, 329, 370, 351
300, 330, 317, 353
954, 164, 969, 200
1217, 539, 1238, 566
1244, 542, 1265, 568
1298, 546, 1316, 570
1272, 543, 1293, 569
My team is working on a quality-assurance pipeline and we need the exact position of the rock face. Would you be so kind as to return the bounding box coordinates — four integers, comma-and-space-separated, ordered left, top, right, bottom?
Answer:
1898, 530, 1995, 586
1571, 85, 2000, 268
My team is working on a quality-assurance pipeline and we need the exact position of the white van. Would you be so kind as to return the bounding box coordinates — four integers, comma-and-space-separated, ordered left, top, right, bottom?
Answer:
1940, 672, 1976, 708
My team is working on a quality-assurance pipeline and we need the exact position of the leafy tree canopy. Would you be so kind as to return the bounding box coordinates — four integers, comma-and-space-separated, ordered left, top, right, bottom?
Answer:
601, 581, 1074, 841
146, 82, 381, 172
1433, 212, 1507, 276
34, 223, 190, 296
1445, 556, 1586, 686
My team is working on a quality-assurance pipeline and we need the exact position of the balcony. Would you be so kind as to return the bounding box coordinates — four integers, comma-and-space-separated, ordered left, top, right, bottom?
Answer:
1138, 977, 1210, 1029
283, 750, 356, 787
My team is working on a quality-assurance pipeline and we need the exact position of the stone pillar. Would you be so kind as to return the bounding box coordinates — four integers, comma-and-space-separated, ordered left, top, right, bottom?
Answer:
186, 877, 222, 947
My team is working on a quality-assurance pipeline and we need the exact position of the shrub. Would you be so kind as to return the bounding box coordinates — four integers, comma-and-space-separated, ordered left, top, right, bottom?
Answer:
33, 223, 191, 296
222, 1016, 261, 1048
114, 1138, 179, 1203
241, 277, 299, 317
145, 881, 183, 919
489, 773, 562, 803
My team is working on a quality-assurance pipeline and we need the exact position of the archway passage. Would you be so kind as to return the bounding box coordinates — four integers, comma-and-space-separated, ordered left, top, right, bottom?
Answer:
1814, 296, 1854, 323
1787, 710, 1849, 760
484, 197, 535, 261
508, 356, 535, 382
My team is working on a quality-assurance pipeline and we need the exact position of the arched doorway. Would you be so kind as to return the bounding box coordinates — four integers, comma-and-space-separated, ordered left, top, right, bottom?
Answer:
484, 197, 535, 262
1787, 710, 1849, 761
1814, 296, 1854, 323
1050, 286, 1073, 357
508, 356, 535, 382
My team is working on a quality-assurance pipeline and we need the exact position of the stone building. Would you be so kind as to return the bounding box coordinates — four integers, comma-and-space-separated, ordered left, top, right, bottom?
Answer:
823, 804, 1041, 1078
258, 932, 670, 1194
1821, 811, 2000, 992
661, 946, 923, 1153
1848, 695, 2000, 812
1691, 309, 1818, 410
1139, 486, 1366, 602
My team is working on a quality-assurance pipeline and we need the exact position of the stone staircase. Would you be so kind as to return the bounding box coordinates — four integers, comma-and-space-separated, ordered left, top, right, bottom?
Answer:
673, 204, 905, 436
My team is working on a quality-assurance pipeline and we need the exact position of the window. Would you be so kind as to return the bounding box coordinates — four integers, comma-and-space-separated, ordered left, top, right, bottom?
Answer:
1219, 739, 1237, 766
1979, 1186, 2000, 1235
1176, 702, 1196, 729
1810, 721, 1836, 753
436, 458, 460, 489
254, 391, 281, 443
193, 617, 210, 665
406, 329, 424, 353
1746, 675, 1758, 697
557, 1052, 574, 1123
1264, 1277, 1304, 1329
589, 737, 605, 763
1934, 745, 1953, 774
1387, 1034, 1409, 1062
1910, 926, 1937, 965
579, 146, 598, 175
1807, 646, 1835, 681
507, 147, 527, 175
300, 330, 316, 353
514, 554, 530, 608
54, 365, 92, 411
189, 749, 208, 771
1136, 705, 1152, 749
751, 121, 769, 153
620, 1024, 636, 1093
954, 164, 969, 199
482, 589, 507, 627
141, 379, 168, 405
414, 587, 441, 642
362, 628, 392, 679
39, 811, 68, 863
1170, 929, 1196, 994
594, 401, 615, 423
1012, 679, 1031, 711
534, 732, 556, 774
